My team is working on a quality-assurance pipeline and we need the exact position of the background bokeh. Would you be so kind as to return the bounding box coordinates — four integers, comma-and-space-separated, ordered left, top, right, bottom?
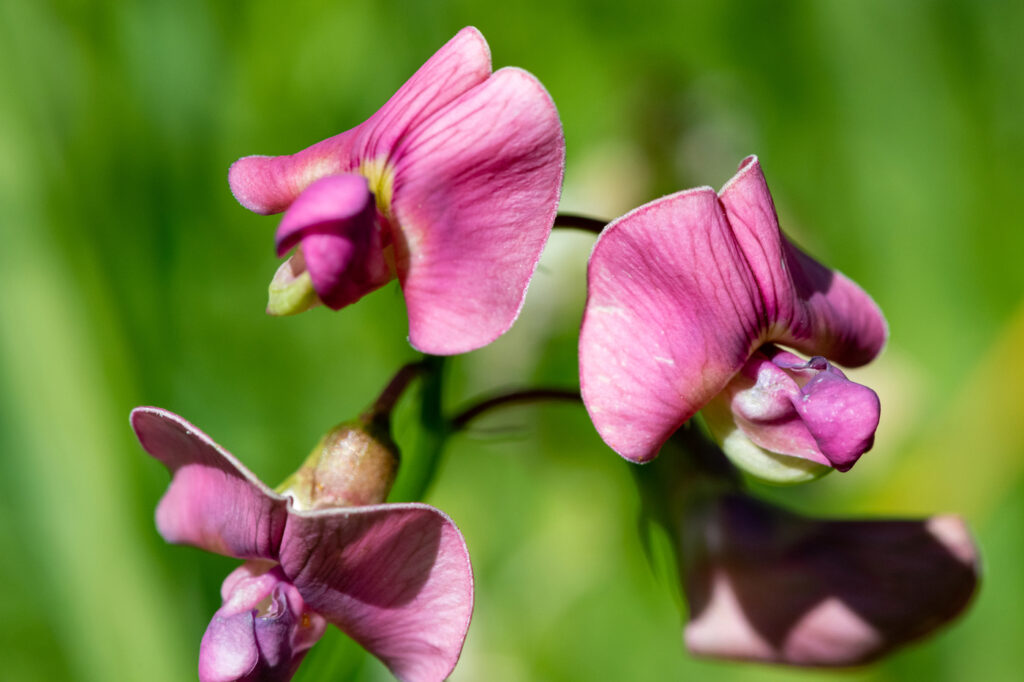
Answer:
1, 0, 1021, 680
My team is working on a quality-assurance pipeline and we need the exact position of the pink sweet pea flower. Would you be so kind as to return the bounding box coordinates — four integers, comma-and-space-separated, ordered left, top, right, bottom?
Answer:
681, 494, 979, 666
229, 26, 565, 355
579, 156, 887, 479
131, 407, 474, 682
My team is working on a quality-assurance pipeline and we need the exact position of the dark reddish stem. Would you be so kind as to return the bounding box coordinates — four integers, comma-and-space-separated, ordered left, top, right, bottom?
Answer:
364, 361, 426, 425
451, 388, 582, 431
553, 213, 608, 235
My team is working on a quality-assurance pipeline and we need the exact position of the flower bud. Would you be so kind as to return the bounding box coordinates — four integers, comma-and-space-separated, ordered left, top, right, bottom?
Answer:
277, 417, 399, 510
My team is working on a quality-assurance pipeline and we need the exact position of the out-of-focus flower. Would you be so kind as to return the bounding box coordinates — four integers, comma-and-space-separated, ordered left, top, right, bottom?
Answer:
679, 493, 979, 666
229, 26, 565, 355
579, 156, 886, 480
131, 407, 473, 682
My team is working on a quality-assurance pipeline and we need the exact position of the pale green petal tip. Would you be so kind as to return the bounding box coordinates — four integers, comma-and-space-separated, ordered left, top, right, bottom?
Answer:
718, 428, 832, 486
267, 257, 321, 316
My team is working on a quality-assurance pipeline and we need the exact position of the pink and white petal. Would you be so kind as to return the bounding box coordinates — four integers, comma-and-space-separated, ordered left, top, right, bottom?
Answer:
130, 407, 287, 560
228, 128, 363, 216
718, 157, 888, 367
579, 188, 762, 462
388, 66, 565, 355
705, 354, 832, 469
684, 495, 979, 666
357, 26, 492, 161
279, 503, 473, 682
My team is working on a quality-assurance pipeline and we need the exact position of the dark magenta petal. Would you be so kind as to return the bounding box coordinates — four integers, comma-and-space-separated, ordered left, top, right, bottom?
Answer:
389, 66, 564, 354
278, 503, 474, 682
274, 174, 374, 256
199, 563, 326, 682
273, 174, 393, 309
682, 495, 979, 666
130, 407, 287, 560
580, 157, 887, 462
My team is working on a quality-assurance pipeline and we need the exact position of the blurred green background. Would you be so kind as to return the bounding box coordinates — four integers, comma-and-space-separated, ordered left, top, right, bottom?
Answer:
2, 0, 1022, 680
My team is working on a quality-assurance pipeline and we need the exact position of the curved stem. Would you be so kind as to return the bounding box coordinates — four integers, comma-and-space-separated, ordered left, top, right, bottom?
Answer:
451, 388, 582, 431
553, 213, 608, 235
362, 360, 425, 427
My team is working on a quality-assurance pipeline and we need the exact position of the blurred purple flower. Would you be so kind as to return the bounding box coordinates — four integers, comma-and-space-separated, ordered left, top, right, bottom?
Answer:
579, 156, 887, 480
131, 407, 473, 682
229, 26, 565, 355
680, 493, 979, 666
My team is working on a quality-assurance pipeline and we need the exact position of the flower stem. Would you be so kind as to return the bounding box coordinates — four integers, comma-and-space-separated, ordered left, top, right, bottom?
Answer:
553, 213, 608, 235
388, 356, 449, 503
362, 360, 426, 427
450, 388, 582, 431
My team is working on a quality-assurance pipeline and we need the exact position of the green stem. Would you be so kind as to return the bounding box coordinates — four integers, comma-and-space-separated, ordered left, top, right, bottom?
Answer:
389, 355, 449, 502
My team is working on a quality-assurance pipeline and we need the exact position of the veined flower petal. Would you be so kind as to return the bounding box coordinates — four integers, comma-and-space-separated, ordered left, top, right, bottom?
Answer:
131, 407, 288, 559
718, 157, 887, 367
279, 505, 474, 682
580, 187, 752, 462
356, 26, 492, 161
227, 27, 491, 217
390, 67, 564, 354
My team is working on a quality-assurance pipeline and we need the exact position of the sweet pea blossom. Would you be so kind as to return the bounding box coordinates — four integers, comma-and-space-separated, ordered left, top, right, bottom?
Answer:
229, 26, 565, 355
131, 407, 473, 682
579, 156, 887, 479
680, 493, 979, 666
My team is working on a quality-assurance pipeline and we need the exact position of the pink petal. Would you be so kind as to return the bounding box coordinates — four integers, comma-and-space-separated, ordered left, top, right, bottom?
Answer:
683, 495, 979, 666
580, 187, 754, 462
706, 348, 880, 473
228, 130, 362, 216
390, 67, 564, 354
273, 174, 393, 309
131, 407, 287, 560
357, 26, 492, 161
228, 27, 491, 216
278, 503, 474, 682
579, 157, 887, 462
718, 157, 888, 368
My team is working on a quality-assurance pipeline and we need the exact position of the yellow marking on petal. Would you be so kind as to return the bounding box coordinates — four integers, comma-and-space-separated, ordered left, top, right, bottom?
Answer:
359, 158, 396, 219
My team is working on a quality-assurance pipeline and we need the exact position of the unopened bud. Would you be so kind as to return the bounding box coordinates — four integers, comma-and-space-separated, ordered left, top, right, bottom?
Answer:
277, 418, 399, 510
267, 252, 321, 316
